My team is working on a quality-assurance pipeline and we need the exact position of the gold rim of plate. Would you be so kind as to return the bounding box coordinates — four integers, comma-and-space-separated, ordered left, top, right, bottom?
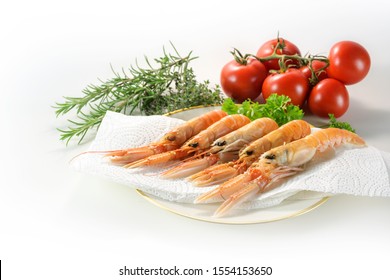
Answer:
135, 105, 330, 224
136, 189, 329, 225
163, 104, 223, 116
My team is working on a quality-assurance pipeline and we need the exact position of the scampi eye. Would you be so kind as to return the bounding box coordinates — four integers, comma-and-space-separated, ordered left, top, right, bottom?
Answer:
166, 135, 176, 141
188, 142, 199, 148
216, 140, 227, 147
246, 150, 254, 156
264, 154, 276, 160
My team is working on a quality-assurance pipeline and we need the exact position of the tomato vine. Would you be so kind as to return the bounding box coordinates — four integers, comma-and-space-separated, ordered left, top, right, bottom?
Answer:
231, 39, 329, 86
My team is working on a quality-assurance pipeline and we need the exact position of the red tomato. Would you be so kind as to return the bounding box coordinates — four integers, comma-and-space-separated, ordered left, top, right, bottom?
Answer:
308, 78, 349, 118
262, 69, 310, 107
220, 58, 267, 103
256, 38, 301, 70
327, 41, 370, 85
300, 60, 328, 83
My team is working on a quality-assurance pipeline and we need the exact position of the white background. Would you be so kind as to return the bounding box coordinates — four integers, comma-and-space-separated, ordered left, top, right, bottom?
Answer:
1, 0, 390, 279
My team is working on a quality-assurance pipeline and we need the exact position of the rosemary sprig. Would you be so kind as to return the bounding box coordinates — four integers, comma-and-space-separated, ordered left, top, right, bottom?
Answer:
54, 43, 224, 144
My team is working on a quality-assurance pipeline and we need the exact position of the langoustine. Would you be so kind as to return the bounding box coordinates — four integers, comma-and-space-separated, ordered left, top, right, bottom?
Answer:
125, 114, 251, 168
105, 109, 227, 164
189, 119, 312, 186
160, 117, 279, 179
195, 128, 366, 217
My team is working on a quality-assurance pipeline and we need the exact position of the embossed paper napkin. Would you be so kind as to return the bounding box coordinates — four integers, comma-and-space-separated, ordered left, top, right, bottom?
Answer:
71, 111, 390, 209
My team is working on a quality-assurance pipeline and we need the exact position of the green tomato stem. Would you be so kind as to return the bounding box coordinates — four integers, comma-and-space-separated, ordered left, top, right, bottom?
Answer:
233, 40, 330, 79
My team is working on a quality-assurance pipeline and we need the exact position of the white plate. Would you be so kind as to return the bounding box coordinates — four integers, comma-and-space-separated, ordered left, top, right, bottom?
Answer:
136, 105, 329, 224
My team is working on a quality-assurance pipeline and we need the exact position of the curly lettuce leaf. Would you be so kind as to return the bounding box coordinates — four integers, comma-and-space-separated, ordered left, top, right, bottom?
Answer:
221, 94, 304, 125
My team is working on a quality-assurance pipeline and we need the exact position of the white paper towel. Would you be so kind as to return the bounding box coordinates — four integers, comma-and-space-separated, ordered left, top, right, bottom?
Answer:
71, 111, 390, 209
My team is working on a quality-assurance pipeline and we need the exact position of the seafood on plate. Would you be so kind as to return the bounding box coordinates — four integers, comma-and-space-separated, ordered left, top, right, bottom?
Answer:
105, 109, 227, 164
125, 114, 251, 168
160, 118, 279, 179
189, 119, 312, 186
195, 127, 366, 217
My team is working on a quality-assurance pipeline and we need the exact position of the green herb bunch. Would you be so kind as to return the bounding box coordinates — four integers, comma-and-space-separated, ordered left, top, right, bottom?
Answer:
222, 95, 356, 132
222, 94, 304, 126
328, 114, 356, 132
54, 44, 224, 144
